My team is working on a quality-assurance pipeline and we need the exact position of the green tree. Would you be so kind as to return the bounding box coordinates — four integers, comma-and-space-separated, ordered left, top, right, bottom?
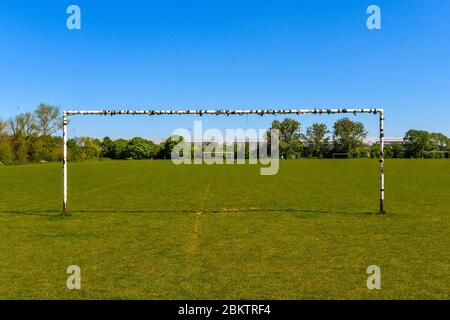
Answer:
67, 137, 101, 160
159, 136, 184, 160
267, 118, 303, 159
390, 143, 405, 158
0, 120, 13, 163
47, 136, 64, 161
112, 139, 128, 159
305, 123, 329, 158
67, 138, 81, 161
101, 137, 115, 158
28, 135, 45, 162
371, 143, 405, 159
354, 146, 370, 158
148, 140, 160, 159
80, 137, 101, 159
430, 132, 448, 151
0, 138, 13, 163
403, 130, 433, 158
124, 137, 152, 159
370, 143, 380, 159
332, 118, 367, 155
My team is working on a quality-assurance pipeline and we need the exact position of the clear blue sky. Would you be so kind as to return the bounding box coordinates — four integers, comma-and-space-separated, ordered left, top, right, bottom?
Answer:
0, 0, 449, 139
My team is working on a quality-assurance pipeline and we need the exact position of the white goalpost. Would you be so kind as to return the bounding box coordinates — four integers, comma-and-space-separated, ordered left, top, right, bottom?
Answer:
62, 108, 385, 214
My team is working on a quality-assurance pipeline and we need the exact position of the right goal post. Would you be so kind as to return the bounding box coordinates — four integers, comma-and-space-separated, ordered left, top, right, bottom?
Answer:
62, 108, 385, 213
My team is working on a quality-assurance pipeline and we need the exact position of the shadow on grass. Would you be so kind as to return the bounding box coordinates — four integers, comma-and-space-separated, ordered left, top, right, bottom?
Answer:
1, 208, 385, 217
0, 210, 61, 217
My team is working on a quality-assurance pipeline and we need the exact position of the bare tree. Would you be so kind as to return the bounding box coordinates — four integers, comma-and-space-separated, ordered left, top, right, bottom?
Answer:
9, 112, 36, 140
0, 119, 7, 135
34, 103, 62, 137
8, 112, 36, 162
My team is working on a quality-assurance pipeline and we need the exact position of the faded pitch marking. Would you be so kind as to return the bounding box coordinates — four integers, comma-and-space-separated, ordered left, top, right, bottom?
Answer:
187, 174, 215, 254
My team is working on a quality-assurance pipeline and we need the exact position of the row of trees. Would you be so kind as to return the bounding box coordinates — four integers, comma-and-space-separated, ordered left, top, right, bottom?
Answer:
403, 130, 449, 158
0, 104, 185, 164
0, 104, 63, 163
67, 136, 182, 161
67, 118, 450, 161
270, 118, 449, 159
1, 105, 449, 164
269, 118, 369, 159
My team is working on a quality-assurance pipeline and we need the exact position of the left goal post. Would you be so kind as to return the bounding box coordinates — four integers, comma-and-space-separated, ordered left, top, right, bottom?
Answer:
62, 108, 385, 214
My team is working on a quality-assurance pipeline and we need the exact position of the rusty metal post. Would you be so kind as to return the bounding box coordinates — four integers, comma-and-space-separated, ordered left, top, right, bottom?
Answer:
379, 110, 385, 213
63, 112, 68, 214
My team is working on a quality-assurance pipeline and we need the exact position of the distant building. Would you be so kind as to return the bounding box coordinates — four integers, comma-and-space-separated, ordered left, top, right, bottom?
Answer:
364, 137, 404, 146
158, 136, 405, 147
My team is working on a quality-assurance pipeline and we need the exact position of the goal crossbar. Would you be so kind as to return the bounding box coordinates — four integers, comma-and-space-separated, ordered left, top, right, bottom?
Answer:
65, 108, 381, 116
63, 108, 385, 213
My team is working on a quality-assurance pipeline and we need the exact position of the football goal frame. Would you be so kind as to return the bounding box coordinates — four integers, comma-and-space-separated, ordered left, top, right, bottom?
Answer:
62, 108, 385, 214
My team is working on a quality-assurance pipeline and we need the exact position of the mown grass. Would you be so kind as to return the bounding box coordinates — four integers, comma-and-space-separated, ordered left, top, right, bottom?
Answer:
0, 159, 449, 299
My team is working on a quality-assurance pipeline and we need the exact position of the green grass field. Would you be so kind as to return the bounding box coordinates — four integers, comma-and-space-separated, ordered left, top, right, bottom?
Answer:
0, 159, 449, 299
